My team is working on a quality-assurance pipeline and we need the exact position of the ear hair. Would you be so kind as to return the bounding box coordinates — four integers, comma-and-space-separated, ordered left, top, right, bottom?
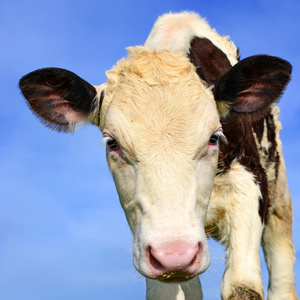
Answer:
19, 68, 98, 133
213, 55, 292, 121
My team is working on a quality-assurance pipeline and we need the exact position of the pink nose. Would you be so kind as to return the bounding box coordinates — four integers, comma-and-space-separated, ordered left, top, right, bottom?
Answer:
148, 241, 201, 275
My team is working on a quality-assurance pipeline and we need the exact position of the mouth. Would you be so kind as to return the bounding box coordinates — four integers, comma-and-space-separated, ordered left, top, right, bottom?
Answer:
136, 240, 209, 283
157, 271, 196, 283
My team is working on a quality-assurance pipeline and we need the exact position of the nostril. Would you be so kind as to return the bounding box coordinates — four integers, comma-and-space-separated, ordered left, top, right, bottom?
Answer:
148, 246, 164, 271
192, 242, 202, 266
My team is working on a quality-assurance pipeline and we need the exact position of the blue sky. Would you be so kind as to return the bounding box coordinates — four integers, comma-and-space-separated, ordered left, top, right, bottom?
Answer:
1, 0, 299, 299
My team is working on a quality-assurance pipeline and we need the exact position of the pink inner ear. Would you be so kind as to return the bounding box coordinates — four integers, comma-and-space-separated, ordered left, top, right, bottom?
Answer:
234, 82, 269, 112
52, 105, 86, 123
64, 111, 86, 123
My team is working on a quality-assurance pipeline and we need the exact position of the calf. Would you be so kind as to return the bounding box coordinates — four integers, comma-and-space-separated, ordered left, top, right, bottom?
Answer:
19, 12, 298, 300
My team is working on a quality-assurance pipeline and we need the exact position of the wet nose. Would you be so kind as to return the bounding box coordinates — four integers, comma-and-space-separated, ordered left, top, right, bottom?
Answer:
149, 241, 201, 272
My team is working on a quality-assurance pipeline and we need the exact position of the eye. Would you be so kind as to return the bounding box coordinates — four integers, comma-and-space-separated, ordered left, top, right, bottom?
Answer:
107, 138, 120, 151
209, 134, 220, 145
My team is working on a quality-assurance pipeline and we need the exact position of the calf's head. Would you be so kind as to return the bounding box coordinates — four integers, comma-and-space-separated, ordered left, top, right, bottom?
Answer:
19, 13, 291, 282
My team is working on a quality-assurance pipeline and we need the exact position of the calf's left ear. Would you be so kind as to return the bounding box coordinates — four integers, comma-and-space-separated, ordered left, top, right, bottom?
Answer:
213, 55, 292, 119
19, 68, 102, 133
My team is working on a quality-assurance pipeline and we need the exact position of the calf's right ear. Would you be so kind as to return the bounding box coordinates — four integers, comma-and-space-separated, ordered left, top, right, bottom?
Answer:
19, 68, 102, 133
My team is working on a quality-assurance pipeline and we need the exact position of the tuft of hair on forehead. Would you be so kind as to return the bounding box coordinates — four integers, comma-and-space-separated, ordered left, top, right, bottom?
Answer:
118, 46, 197, 84
100, 46, 217, 131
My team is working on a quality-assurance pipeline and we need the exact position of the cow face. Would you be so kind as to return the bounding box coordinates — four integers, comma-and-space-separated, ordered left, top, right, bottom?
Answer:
19, 13, 291, 283
100, 48, 221, 280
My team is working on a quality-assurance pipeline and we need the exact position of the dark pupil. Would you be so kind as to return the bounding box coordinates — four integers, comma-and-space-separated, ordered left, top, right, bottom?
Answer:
107, 139, 119, 150
209, 134, 219, 145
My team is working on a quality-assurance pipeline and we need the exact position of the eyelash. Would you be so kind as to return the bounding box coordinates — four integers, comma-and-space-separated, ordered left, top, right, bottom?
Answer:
107, 138, 120, 150
102, 131, 226, 159
209, 134, 219, 145
209, 131, 226, 145
102, 137, 120, 150
204, 130, 226, 156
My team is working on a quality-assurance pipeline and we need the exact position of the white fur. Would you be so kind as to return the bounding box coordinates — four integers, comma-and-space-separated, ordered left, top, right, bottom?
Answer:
145, 12, 238, 66
102, 53, 219, 279
208, 162, 265, 298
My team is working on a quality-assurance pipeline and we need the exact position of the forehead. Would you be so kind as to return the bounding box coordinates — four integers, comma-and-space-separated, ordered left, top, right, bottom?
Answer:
102, 47, 219, 154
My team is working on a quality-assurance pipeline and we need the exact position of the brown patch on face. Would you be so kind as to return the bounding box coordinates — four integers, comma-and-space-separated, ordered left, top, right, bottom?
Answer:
217, 112, 270, 224
188, 37, 232, 85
